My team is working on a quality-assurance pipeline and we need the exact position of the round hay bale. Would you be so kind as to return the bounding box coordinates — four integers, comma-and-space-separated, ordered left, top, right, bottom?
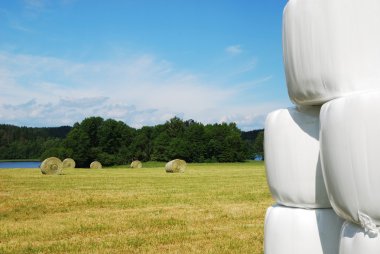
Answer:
90, 161, 102, 169
40, 157, 63, 175
130, 160, 142, 168
62, 158, 76, 169
165, 159, 186, 173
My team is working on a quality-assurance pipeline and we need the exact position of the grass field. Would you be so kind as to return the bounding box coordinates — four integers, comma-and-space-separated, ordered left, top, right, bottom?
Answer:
0, 161, 273, 254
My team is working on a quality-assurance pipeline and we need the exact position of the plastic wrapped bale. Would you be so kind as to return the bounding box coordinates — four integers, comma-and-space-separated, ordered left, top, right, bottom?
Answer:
340, 221, 380, 254
165, 159, 186, 173
264, 205, 344, 254
130, 160, 142, 168
62, 158, 76, 169
90, 161, 102, 169
264, 106, 330, 208
320, 91, 380, 232
40, 157, 63, 175
283, 0, 380, 105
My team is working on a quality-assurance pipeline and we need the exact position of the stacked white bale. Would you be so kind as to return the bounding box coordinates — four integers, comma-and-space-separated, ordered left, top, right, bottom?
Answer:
265, 0, 380, 252
264, 205, 344, 254
283, 0, 380, 105
340, 221, 380, 254
320, 91, 380, 234
264, 106, 330, 208
264, 106, 339, 253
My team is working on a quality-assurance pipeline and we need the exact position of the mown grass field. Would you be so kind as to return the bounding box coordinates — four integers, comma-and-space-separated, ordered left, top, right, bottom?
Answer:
0, 161, 273, 254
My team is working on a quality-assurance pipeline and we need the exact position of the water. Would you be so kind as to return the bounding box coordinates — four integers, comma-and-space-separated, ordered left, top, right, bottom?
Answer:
0, 161, 41, 168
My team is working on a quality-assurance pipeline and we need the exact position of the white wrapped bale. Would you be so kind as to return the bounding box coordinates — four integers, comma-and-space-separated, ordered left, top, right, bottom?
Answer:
283, 0, 380, 105
264, 106, 330, 208
340, 221, 380, 254
264, 205, 343, 254
320, 91, 380, 233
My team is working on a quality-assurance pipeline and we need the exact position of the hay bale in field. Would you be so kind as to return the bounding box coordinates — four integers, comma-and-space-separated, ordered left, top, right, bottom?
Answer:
40, 157, 63, 175
62, 158, 76, 169
90, 161, 102, 169
130, 160, 142, 168
165, 159, 186, 173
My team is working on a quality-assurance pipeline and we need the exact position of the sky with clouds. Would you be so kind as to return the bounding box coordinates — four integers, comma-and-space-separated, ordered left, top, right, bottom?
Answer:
0, 0, 290, 130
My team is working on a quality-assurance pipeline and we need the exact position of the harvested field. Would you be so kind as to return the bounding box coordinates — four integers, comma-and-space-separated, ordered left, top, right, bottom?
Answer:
0, 161, 272, 254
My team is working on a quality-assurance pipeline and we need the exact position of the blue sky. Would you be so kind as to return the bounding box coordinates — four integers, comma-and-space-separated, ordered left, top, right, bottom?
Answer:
0, 0, 290, 130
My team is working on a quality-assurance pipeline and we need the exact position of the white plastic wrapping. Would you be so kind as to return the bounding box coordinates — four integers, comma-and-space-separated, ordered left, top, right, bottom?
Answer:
320, 91, 380, 233
340, 221, 380, 254
264, 106, 330, 208
264, 205, 343, 254
283, 0, 380, 105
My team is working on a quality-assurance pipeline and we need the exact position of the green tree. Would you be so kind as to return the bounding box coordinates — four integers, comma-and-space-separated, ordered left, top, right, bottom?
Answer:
204, 122, 249, 162
40, 138, 71, 161
184, 121, 206, 162
97, 119, 135, 165
151, 132, 170, 161
252, 131, 264, 160
165, 117, 185, 138
168, 137, 190, 161
0, 116, 257, 165
98, 119, 127, 154
129, 126, 153, 161
64, 124, 91, 167
80, 117, 104, 147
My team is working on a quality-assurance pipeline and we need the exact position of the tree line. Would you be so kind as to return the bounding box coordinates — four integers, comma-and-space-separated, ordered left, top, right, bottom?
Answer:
0, 125, 71, 160
0, 117, 264, 167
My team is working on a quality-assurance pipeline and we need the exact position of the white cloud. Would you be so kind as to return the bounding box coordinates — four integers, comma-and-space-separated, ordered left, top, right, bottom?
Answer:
225, 45, 243, 56
22, 0, 75, 14
0, 52, 282, 129
23, 0, 48, 15
234, 76, 273, 91
9, 21, 33, 33
24, 0, 46, 8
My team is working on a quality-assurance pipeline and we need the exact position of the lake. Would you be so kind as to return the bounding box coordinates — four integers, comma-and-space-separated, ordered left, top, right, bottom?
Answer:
0, 161, 41, 168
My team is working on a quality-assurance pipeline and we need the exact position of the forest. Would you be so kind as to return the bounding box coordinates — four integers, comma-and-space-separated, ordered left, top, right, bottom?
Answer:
0, 117, 264, 167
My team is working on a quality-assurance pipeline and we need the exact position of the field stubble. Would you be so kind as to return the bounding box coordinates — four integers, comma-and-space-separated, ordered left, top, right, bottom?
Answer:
0, 161, 272, 254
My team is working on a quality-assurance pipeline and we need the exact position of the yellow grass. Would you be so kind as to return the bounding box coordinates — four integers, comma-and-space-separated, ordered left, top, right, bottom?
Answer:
0, 161, 273, 254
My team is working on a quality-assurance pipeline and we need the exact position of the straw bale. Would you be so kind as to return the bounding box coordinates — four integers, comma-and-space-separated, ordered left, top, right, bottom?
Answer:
90, 161, 102, 169
165, 159, 186, 173
62, 158, 76, 169
40, 157, 63, 175
130, 160, 142, 168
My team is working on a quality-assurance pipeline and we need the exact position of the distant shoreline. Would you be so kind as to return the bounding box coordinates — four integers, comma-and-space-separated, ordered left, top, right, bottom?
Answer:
0, 159, 40, 162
